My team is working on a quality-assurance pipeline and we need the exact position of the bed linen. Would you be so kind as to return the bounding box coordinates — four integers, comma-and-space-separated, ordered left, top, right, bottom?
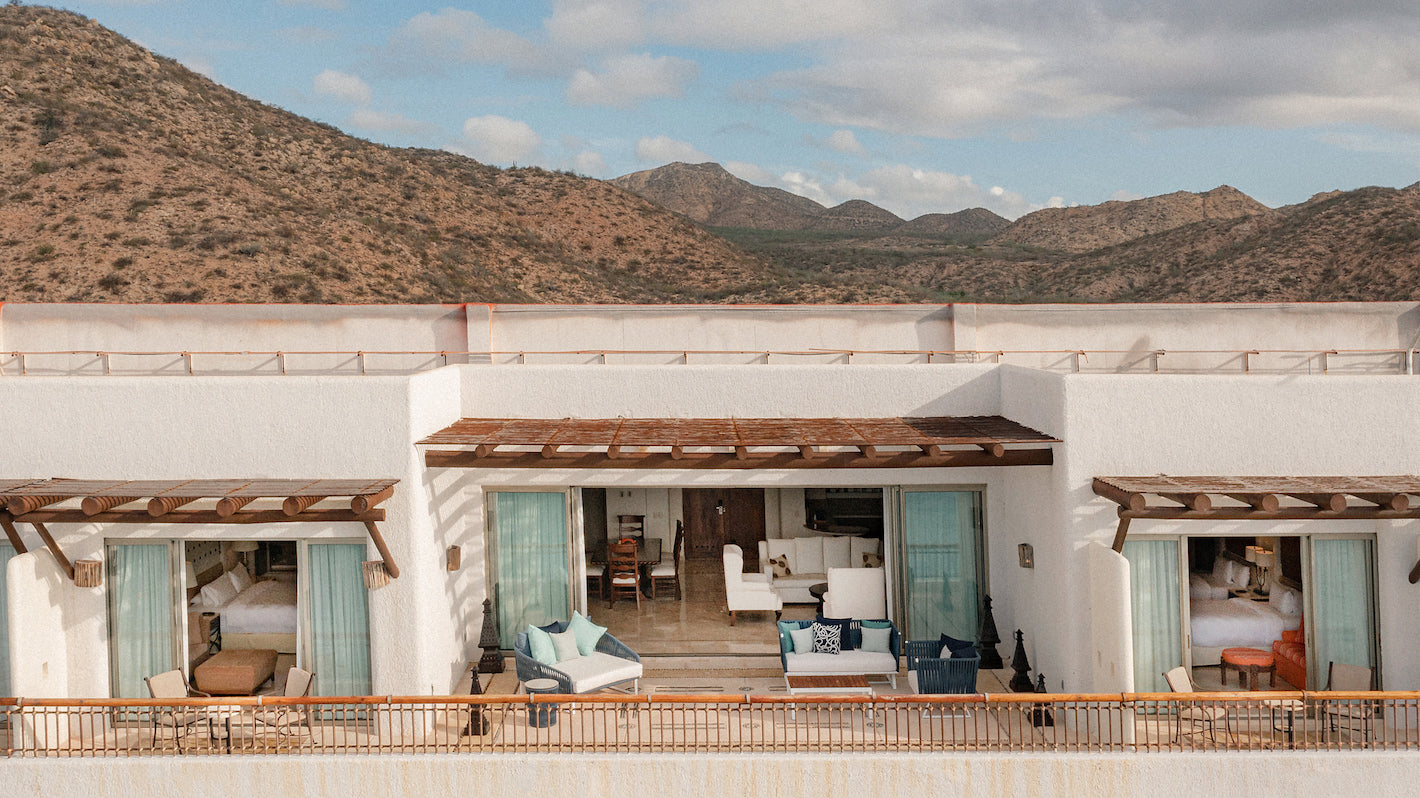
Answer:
1189, 597, 1300, 649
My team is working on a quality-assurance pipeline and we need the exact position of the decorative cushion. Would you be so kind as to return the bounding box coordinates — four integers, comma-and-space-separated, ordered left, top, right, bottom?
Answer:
939, 634, 975, 658
822, 536, 852, 570
200, 576, 238, 608
811, 622, 842, 655
769, 555, 792, 578
555, 652, 643, 694
860, 619, 892, 629
815, 616, 854, 650
849, 537, 881, 566
789, 626, 815, 654
859, 626, 892, 654
794, 537, 825, 575
861, 552, 883, 568
550, 630, 581, 663
568, 612, 607, 656
526, 625, 558, 666
228, 563, 254, 593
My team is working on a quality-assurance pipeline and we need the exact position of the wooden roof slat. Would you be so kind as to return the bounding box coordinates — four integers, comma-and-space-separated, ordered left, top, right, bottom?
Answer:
1095, 474, 1420, 529
0, 478, 399, 503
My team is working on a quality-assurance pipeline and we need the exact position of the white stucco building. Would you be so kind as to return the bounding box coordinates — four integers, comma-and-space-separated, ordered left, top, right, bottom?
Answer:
3, 300, 1419, 705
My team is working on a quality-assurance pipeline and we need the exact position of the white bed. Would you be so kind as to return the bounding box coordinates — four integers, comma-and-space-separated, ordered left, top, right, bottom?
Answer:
190, 565, 298, 654
1189, 581, 1302, 666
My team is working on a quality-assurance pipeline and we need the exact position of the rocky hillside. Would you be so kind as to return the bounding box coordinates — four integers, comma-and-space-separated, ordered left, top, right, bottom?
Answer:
994, 186, 1274, 253
612, 162, 1008, 237
0, 6, 841, 304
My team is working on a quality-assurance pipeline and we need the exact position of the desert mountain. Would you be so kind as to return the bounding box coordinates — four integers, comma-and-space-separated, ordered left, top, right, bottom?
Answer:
994, 186, 1274, 253
0, 6, 844, 304
612, 162, 1008, 237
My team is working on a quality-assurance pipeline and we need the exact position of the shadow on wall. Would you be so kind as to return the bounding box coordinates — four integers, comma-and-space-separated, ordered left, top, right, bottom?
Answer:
423, 467, 485, 690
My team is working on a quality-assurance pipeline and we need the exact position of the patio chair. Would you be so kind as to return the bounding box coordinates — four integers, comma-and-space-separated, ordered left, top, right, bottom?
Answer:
1164, 666, 1232, 744
144, 669, 211, 752
608, 540, 641, 608
252, 667, 316, 744
905, 639, 980, 694
648, 521, 683, 599
514, 621, 642, 694
1324, 662, 1377, 742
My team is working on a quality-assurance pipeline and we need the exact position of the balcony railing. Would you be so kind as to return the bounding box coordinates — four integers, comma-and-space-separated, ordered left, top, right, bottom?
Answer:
4, 691, 1418, 757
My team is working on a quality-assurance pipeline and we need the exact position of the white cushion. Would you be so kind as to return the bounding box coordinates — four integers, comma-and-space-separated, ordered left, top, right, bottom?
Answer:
849, 537, 881, 565
610, 575, 638, 585
823, 566, 887, 619
229, 563, 254, 593
586, 563, 606, 576
794, 537, 824, 575
550, 630, 581, 663
555, 652, 643, 693
772, 574, 826, 589
200, 576, 238, 607
784, 650, 897, 674
823, 536, 851, 570
764, 539, 793, 567
649, 562, 675, 576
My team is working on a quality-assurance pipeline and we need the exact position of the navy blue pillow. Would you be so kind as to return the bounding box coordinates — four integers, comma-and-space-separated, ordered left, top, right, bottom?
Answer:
816, 616, 855, 650
939, 633, 975, 656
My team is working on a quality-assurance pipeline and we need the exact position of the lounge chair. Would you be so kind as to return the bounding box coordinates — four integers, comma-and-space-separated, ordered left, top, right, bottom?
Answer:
514, 621, 642, 694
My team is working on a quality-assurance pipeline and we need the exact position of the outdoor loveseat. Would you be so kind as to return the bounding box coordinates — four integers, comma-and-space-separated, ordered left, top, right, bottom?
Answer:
777, 618, 900, 687
513, 618, 643, 694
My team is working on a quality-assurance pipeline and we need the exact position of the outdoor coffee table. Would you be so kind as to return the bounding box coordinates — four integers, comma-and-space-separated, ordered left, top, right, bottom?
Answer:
785, 675, 874, 720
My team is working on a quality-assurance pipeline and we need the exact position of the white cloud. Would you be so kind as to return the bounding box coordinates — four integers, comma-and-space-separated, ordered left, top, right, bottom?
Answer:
388, 8, 547, 73
723, 160, 777, 185
312, 69, 371, 105
347, 109, 436, 136
277, 0, 346, 10
567, 53, 697, 108
457, 115, 543, 165
1110, 189, 1145, 202
634, 135, 709, 164
822, 129, 865, 155
571, 150, 609, 175
178, 55, 215, 79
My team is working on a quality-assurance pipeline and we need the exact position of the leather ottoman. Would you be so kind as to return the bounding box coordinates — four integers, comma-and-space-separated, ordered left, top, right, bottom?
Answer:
195, 648, 279, 695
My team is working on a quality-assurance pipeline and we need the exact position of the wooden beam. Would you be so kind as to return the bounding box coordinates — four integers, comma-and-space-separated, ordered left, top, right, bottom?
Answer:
735, 446, 750, 460
1226, 492, 1280, 512
424, 447, 1055, 470
1160, 492, 1212, 512
282, 495, 328, 516
1352, 492, 1410, 512
1120, 507, 1420, 521
540, 445, 562, 458
215, 495, 256, 517
1286, 492, 1348, 512
474, 444, 495, 458
82, 495, 140, 516
977, 442, 1006, 458
1091, 478, 1148, 512
7, 495, 64, 515
15, 508, 384, 524
363, 520, 400, 579
798, 445, 824, 459
350, 485, 395, 514
607, 445, 626, 459
148, 496, 197, 516
1410, 559, 1420, 585
31, 522, 74, 581
670, 446, 686, 460
1111, 516, 1131, 553
858, 445, 886, 458
0, 512, 27, 554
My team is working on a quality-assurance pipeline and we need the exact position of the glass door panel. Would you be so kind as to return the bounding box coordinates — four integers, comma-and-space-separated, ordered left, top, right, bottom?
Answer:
900, 490, 983, 641
489, 491, 570, 648
107, 542, 178, 698
306, 542, 372, 696
1309, 537, 1377, 688
1122, 538, 1183, 693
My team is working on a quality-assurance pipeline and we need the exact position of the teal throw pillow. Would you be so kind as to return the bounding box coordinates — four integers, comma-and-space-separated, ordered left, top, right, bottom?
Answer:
788, 626, 815, 654
860, 619, 893, 629
568, 611, 607, 656
859, 626, 892, 653
526, 624, 557, 666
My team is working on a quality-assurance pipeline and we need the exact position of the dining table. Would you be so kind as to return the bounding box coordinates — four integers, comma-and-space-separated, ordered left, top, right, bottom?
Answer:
589, 536, 662, 567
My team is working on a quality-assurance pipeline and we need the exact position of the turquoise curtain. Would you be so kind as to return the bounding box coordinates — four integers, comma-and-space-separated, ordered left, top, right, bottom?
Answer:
491, 492, 569, 648
1122, 539, 1182, 693
1311, 538, 1375, 688
0, 544, 13, 696
307, 543, 372, 696
902, 491, 981, 641
107, 543, 174, 698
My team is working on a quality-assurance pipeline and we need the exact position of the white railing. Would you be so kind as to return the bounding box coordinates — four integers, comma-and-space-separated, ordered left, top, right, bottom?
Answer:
0, 349, 1416, 377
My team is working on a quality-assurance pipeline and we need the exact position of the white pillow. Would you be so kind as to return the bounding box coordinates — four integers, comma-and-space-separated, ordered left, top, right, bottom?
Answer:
1211, 556, 1231, 584
1227, 559, 1251, 588
788, 626, 814, 654
200, 576, 238, 608
229, 563, 254, 593
1271, 587, 1302, 615
549, 630, 581, 662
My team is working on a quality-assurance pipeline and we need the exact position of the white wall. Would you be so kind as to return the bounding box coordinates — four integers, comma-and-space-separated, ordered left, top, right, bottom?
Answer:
6, 553, 70, 698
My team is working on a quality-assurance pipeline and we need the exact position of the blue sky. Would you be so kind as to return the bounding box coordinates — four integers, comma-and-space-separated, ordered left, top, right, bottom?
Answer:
55, 0, 1420, 220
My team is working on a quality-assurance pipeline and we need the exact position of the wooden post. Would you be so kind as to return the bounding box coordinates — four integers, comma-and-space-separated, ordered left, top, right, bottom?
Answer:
350, 485, 395, 513
363, 520, 400, 579
0, 513, 28, 553
32, 522, 74, 580
1111, 516, 1132, 553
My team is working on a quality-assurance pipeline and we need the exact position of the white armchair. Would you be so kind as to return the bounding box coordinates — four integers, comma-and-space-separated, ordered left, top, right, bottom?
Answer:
724, 544, 783, 626
822, 566, 888, 619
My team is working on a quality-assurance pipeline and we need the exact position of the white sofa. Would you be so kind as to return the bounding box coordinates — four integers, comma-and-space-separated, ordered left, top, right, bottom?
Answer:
724, 544, 783, 625
778, 619, 900, 687
758, 535, 882, 603
822, 566, 888, 619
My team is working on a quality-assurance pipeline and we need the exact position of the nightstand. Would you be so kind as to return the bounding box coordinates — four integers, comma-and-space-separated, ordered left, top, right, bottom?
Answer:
199, 611, 222, 653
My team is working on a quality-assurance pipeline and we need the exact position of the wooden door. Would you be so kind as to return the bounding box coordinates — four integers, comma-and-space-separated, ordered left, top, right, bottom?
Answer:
682, 488, 766, 568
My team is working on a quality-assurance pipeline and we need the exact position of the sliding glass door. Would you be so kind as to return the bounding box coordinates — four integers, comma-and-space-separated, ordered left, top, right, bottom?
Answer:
1122, 538, 1183, 693
1309, 537, 1377, 689
306, 542, 372, 696
107, 542, 180, 698
900, 490, 983, 641
488, 491, 571, 648
0, 543, 13, 696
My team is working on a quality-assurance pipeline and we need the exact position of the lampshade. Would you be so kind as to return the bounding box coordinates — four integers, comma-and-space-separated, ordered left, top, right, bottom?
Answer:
184, 561, 197, 585
1245, 545, 1261, 563
231, 541, 260, 553
1255, 549, 1276, 570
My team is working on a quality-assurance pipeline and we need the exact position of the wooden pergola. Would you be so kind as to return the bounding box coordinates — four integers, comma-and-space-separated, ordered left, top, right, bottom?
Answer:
0, 478, 399, 583
1093, 475, 1420, 576
420, 416, 1059, 469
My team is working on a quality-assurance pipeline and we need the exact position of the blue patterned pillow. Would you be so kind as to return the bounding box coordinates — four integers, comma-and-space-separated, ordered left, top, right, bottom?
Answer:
811, 621, 842, 655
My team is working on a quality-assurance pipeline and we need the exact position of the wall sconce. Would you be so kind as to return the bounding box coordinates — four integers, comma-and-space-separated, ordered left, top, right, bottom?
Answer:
74, 559, 103, 588
1018, 543, 1035, 569
447, 545, 462, 571
363, 560, 392, 590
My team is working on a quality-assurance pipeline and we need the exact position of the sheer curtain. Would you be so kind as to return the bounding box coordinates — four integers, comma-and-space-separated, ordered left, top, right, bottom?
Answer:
1122, 539, 1182, 693
1310, 538, 1375, 686
0, 544, 13, 695
902, 491, 981, 640
307, 543, 372, 696
107, 543, 174, 698
490, 491, 569, 648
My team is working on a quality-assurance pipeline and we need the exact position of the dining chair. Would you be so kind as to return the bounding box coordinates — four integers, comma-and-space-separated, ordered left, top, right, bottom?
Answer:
253, 667, 316, 744
144, 669, 211, 752
1324, 661, 1377, 741
608, 540, 641, 608
649, 521, 683, 599
1164, 666, 1232, 744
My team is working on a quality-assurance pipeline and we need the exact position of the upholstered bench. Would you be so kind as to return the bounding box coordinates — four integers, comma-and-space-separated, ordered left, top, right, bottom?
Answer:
195, 648, 279, 695
1220, 647, 1275, 691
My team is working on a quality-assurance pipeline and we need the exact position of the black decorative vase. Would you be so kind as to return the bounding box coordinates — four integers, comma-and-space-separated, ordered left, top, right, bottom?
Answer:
977, 595, 1004, 670
1009, 629, 1034, 693
1030, 673, 1055, 727
478, 597, 505, 674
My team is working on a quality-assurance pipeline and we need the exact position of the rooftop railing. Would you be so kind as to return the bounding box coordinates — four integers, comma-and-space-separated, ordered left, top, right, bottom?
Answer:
4, 691, 1417, 757
1, 348, 1417, 376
